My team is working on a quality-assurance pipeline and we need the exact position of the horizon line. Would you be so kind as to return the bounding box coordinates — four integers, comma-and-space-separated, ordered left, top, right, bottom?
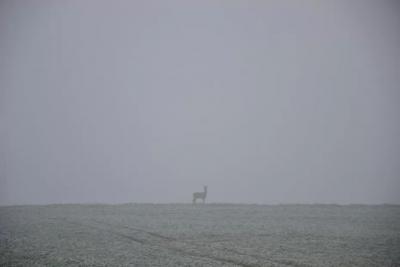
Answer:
1, 201, 400, 208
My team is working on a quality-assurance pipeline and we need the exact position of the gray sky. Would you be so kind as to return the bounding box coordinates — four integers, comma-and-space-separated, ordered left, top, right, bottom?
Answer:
1, 0, 399, 205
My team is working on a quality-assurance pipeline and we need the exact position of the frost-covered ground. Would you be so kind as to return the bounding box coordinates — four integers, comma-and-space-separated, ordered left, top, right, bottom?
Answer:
0, 204, 399, 266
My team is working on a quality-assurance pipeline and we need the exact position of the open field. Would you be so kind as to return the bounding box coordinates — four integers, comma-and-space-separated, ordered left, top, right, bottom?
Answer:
0, 204, 399, 266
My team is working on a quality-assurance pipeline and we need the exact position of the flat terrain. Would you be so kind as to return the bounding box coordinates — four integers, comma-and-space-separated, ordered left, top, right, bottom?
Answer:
0, 204, 399, 266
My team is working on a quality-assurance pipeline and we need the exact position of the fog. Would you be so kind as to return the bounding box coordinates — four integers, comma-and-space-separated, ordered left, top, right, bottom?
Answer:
1, 0, 399, 205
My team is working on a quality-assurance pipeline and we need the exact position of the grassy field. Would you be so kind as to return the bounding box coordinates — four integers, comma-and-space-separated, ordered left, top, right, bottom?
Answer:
0, 203, 399, 266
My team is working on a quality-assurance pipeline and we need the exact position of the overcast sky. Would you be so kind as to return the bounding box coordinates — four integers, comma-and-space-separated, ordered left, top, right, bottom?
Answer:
1, 0, 399, 205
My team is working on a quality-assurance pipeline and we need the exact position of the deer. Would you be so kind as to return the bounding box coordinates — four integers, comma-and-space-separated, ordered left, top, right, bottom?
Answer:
192, 186, 207, 204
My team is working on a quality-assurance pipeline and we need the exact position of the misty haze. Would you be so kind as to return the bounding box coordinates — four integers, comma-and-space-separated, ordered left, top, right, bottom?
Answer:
1, 0, 399, 266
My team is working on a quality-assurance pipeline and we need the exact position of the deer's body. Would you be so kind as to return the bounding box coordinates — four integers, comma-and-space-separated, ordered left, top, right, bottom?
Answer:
193, 186, 207, 204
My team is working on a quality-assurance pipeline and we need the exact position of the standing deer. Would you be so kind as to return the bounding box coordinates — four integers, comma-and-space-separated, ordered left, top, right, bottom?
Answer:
193, 186, 207, 204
